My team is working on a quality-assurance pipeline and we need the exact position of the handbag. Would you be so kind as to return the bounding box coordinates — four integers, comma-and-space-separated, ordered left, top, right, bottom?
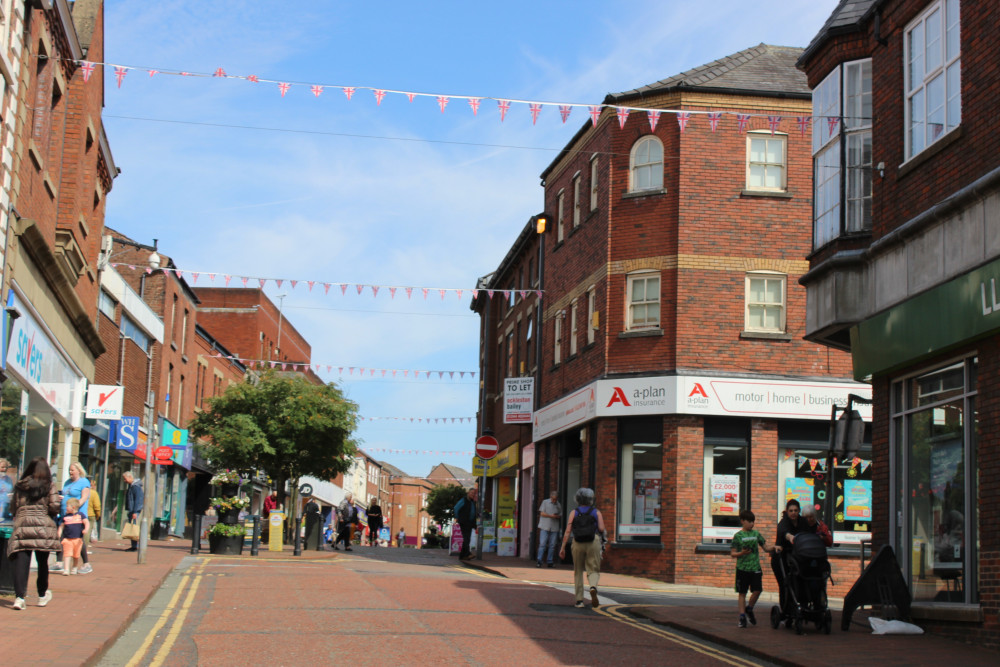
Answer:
121, 519, 141, 541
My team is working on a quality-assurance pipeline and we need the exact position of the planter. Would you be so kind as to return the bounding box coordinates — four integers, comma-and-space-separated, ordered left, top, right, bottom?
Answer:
218, 508, 241, 524
209, 533, 245, 556
219, 484, 239, 497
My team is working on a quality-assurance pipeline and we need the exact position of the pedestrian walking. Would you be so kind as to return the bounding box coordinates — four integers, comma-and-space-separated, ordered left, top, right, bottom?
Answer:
59, 498, 88, 575
559, 488, 606, 608
536, 489, 562, 568
123, 472, 144, 552
367, 501, 383, 546
396, 526, 405, 547
87, 486, 102, 542
53, 462, 92, 574
334, 493, 355, 551
7, 456, 61, 610
731, 509, 774, 628
454, 487, 478, 560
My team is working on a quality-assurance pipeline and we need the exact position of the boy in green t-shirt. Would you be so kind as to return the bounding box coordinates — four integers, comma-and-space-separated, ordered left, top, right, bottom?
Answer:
730, 509, 775, 628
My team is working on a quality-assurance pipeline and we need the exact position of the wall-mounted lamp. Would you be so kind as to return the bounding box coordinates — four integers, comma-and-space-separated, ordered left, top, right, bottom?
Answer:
877, 162, 885, 179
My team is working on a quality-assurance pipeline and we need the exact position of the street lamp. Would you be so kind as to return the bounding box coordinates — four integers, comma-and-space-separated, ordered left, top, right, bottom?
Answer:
531, 213, 552, 413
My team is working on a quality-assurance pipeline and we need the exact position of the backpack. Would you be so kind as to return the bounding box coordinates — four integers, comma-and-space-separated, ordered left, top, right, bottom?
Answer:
571, 506, 598, 542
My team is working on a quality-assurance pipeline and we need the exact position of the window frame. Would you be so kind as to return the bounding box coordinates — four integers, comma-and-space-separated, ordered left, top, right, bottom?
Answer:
626, 271, 661, 331
617, 417, 663, 543
904, 0, 961, 161
557, 189, 565, 243
744, 271, 787, 334
553, 316, 562, 365
586, 288, 596, 345
590, 155, 599, 211
745, 131, 788, 192
629, 136, 664, 193
569, 299, 579, 356
572, 173, 581, 228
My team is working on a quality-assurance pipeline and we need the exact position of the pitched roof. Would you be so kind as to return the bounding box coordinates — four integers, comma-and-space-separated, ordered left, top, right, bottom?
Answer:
378, 460, 411, 480
799, 0, 879, 67
607, 43, 810, 103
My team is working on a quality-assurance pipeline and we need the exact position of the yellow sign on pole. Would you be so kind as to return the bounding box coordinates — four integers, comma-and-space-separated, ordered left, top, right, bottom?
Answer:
268, 511, 284, 551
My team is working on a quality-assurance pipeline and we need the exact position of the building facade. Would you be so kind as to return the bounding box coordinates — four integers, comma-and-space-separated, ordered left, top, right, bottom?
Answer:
476, 45, 870, 592
798, 0, 997, 644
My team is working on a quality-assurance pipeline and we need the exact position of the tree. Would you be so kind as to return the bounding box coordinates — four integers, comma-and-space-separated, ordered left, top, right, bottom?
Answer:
188, 371, 358, 503
424, 484, 468, 525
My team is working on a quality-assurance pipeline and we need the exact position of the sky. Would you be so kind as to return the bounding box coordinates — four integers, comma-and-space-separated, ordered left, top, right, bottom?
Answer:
101, 0, 842, 478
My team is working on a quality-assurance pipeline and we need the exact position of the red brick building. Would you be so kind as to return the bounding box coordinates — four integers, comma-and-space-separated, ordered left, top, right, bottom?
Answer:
193, 287, 323, 385
475, 45, 867, 592
2, 0, 114, 487
798, 0, 997, 644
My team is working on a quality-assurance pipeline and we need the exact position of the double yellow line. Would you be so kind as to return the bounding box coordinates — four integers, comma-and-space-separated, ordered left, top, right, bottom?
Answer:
126, 560, 208, 667
597, 604, 760, 667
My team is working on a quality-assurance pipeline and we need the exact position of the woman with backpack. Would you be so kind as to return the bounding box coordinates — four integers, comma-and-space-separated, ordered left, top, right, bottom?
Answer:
558, 488, 606, 608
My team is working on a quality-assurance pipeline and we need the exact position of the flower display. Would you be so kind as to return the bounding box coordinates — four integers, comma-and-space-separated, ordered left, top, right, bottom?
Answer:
210, 495, 251, 512
208, 522, 247, 538
210, 470, 242, 486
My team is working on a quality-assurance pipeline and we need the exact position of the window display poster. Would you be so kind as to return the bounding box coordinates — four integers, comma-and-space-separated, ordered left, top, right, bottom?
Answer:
844, 480, 872, 520
633, 471, 660, 524
710, 474, 740, 517
785, 477, 814, 508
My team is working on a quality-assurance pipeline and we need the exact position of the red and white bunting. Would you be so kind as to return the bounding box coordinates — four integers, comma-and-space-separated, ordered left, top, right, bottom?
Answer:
437, 96, 449, 113
343, 86, 355, 100
247, 74, 259, 83
148, 70, 158, 77
589, 106, 602, 126
708, 112, 722, 132
736, 113, 751, 134
278, 82, 291, 97
311, 85, 323, 97
406, 92, 416, 102
213, 67, 227, 78
647, 110, 661, 132
559, 105, 572, 123
796, 116, 811, 136
616, 108, 629, 129
676, 112, 690, 133
373, 89, 386, 105
79, 61, 95, 82
468, 97, 480, 115
497, 99, 510, 122
827, 116, 840, 137
768, 115, 782, 135
529, 103, 542, 125
114, 66, 127, 88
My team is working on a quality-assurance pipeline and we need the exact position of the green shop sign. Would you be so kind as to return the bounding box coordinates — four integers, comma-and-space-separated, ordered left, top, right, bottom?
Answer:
851, 256, 1000, 379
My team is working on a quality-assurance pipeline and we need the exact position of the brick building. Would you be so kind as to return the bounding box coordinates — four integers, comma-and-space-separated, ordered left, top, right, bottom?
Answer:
798, 0, 997, 644
193, 287, 322, 385
1, 0, 114, 486
475, 45, 869, 591
427, 462, 475, 490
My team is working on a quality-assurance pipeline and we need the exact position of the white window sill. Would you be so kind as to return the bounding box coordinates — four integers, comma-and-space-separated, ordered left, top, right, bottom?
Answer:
740, 330, 791, 341
740, 189, 792, 199
622, 188, 667, 200
618, 328, 663, 339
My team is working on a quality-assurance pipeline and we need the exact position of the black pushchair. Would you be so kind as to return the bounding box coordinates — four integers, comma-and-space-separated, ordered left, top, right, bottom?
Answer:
770, 532, 834, 634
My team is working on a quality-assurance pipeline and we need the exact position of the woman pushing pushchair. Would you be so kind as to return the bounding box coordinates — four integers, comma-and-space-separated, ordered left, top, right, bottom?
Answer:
770, 500, 834, 634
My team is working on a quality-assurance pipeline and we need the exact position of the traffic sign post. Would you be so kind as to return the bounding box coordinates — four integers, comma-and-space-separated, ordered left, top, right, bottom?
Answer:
475, 434, 499, 460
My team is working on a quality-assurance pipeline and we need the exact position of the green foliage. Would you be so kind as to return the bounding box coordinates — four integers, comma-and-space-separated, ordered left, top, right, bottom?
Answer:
210, 496, 251, 511
209, 522, 247, 537
189, 371, 359, 490
424, 484, 468, 525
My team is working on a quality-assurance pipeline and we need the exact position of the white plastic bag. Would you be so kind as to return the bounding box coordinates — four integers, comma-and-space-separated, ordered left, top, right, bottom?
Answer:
90, 527, 99, 542
869, 617, 924, 635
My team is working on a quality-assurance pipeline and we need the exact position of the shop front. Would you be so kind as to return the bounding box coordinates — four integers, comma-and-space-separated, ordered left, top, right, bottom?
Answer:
1, 290, 87, 482
533, 374, 871, 592
472, 444, 520, 556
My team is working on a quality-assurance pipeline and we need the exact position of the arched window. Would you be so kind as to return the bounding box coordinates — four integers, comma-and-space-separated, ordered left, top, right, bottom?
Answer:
630, 136, 663, 192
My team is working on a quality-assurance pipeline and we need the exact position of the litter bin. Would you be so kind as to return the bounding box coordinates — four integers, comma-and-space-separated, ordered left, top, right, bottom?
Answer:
303, 512, 322, 550
151, 518, 169, 540
0, 526, 13, 593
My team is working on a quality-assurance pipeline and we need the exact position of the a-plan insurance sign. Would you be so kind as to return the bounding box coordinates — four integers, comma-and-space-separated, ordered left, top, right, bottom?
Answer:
84, 385, 124, 420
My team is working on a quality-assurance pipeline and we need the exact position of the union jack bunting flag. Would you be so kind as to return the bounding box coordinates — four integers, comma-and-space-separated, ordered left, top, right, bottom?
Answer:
677, 112, 690, 133
616, 108, 629, 129
827, 116, 840, 137
213, 67, 226, 77
277, 82, 291, 97
224, 275, 232, 286
311, 85, 323, 97
589, 106, 602, 126
707, 112, 722, 132
647, 110, 661, 132
437, 96, 449, 112
736, 113, 751, 133
529, 103, 542, 125
341, 284, 349, 295
559, 105, 572, 123
497, 100, 511, 122
373, 89, 386, 105
258, 278, 266, 288
343, 87, 355, 100
147, 70, 158, 77
468, 98, 481, 115
113, 66, 127, 88
796, 116, 811, 136
767, 116, 782, 134
79, 61, 95, 82
240, 277, 249, 287
247, 75, 259, 83
406, 92, 416, 102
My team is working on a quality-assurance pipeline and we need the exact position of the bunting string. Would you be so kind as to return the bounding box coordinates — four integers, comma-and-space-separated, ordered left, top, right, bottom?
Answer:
56, 57, 865, 134
360, 447, 473, 458
208, 354, 476, 380
359, 416, 475, 424
110, 264, 539, 302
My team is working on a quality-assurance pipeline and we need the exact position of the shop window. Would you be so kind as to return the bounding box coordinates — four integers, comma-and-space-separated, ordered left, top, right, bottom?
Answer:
617, 417, 662, 543
701, 418, 750, 543
777, 421, 873, 546
892, 357, 977, 605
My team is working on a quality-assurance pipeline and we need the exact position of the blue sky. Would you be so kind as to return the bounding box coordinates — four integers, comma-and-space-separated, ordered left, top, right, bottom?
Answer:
102, 0, 841, 477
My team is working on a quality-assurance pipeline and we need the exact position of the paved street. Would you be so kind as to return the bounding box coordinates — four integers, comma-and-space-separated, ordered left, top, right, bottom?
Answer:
4, 537, 999, 666
97, 547, 762, 667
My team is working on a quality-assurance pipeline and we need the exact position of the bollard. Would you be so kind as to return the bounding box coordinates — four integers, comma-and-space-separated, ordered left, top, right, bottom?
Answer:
293, 513, 302, 556
251, 515, 261, 556
190, 514, 202, 555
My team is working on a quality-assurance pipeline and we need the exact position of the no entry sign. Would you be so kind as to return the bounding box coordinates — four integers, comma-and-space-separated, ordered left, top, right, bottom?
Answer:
475, 434, 499, 460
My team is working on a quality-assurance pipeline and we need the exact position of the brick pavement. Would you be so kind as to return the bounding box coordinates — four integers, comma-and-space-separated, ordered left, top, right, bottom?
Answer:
4, 539, 997, 666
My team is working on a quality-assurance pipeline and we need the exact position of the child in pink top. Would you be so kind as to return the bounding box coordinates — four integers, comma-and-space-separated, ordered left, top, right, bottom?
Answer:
59, 498, 89, 575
